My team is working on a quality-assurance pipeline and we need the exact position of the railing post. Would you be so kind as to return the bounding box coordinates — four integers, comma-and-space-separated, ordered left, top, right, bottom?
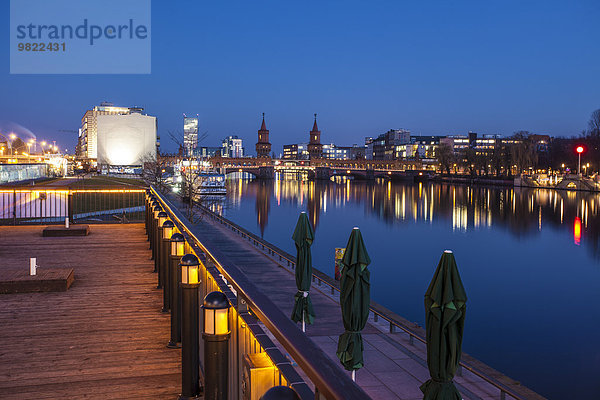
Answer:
67, 191, 73, 224
12, 190, 16, 225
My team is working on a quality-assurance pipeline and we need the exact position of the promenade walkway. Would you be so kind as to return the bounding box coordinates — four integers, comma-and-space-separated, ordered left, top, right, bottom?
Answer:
0, 224, 180, 399
193, 210, 545, 400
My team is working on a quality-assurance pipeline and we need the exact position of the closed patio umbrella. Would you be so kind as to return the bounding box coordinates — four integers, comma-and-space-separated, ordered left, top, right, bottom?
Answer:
421, 250, 467, 400
336, 227, 371, 380
290, 212, 315, 332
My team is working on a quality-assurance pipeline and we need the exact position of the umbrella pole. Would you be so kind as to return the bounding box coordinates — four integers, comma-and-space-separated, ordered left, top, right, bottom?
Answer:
352, 370, 355, 381
302, 311, 305, 332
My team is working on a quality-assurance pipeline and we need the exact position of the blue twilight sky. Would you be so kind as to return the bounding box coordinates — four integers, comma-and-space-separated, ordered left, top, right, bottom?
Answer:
0, 0, 599, 154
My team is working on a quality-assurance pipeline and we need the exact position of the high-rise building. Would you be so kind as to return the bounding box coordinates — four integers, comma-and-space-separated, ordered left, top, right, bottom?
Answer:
222, 135, 244, 158
78, 102, 137, 160
307, 114, 323, 159
256, 113, 271, 158
183, 116, 199, 156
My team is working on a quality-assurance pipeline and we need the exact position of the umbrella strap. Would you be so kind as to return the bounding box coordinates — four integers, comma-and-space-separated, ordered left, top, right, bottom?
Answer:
431, 378, 453, 384
297, 291, 309, 298
345, 330, 361, 334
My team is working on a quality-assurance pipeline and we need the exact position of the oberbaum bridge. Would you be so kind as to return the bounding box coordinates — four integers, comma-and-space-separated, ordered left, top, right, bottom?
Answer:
0, 117, 545, 399
163, 114, 430, 182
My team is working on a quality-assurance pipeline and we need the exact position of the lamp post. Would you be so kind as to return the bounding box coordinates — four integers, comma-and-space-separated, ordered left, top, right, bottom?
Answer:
156, 211, 168, 289
202, 291, 231, 400
168, 232, 185, 348
179, 254, 201, 400
576, 146, 584, 176
161, 219, 175, 313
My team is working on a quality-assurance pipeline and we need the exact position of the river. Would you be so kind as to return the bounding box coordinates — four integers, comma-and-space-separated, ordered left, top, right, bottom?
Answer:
208, 176, 600, 399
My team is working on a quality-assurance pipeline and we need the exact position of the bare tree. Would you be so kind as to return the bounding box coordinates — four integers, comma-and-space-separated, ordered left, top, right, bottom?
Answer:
510, 131, 537, 174
588, 109, 600, 137
435, 143, 454, 174
165, 129, 217, 224
139, 151, 168, 192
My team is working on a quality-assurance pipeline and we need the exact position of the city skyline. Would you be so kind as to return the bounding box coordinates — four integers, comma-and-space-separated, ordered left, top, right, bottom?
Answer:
1, 1, 599, 153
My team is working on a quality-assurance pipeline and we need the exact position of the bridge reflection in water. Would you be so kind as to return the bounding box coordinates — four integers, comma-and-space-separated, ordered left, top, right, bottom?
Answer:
231, 177, 599, 258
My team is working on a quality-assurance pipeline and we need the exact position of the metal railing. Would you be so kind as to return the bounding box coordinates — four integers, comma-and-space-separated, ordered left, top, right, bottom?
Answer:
195, 202, 530, 400
150, 187, 369, 400
0, 189, 145, 225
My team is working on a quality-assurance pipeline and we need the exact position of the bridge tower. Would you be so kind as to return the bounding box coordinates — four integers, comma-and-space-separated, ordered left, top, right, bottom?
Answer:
308, 113, 323, 159
255, 113, 271, 158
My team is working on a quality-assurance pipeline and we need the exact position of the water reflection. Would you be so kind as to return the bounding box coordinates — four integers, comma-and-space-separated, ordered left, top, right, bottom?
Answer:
230, 178, 600, 257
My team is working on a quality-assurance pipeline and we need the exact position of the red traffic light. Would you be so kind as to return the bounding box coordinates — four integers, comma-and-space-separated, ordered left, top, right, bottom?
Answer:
576, 145, 585, 154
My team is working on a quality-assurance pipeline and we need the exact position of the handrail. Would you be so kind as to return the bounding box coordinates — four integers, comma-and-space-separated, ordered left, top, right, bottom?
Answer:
151, 187, 370, 400
196, 202, 534, 400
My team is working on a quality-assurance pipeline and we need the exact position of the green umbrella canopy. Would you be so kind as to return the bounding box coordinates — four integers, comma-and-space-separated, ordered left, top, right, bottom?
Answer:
290, 212, 315, 326
336, 227, 371, 371
420, 250, 467, 400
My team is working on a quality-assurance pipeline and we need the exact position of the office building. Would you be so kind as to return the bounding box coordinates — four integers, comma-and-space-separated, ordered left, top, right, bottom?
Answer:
78, 102, 142, 160
96, 111, 157, 167
183, 116, 199, 157
222, 135, 244, 158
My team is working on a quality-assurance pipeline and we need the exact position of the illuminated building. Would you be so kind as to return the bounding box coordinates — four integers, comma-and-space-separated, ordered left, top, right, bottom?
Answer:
255, 113, 271, 158
307, 114, 323, 159
78, 102, 142, 160
184, 116, 199, 157
222, 136, 244, 158
95, 111, 157, 169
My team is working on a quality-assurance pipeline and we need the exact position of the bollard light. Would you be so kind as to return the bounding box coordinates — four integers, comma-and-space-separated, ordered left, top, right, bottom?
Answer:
152, 203, 162, 219
157, 211, 168, 228
168, 232, 186, 348
171, 232, 185, 256
161, 219, 175, 313
162, 219, 174, 239
202, 291, 230, 335
202, 291, 231, 400
181, 253, 200, 284
179, 253, 201, 399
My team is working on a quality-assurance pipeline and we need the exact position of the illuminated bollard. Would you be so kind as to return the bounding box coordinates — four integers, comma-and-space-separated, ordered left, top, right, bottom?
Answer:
144, 190, 152, 235
179, 254, 201, 400
161, 219, 175, 313
260, 386, 301, 400
167, 232, 185, 348
151, 202, 162, 262
156, 211, 168, 289
202, 291, 231, 400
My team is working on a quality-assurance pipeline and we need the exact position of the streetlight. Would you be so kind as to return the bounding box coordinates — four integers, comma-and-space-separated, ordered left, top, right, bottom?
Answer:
179, 253, 201, 400
576, 146, 585, 176
202, 291, 231, 400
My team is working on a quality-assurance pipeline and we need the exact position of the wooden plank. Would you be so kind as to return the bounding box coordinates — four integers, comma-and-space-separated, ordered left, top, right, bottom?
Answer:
0, 224, 180, 398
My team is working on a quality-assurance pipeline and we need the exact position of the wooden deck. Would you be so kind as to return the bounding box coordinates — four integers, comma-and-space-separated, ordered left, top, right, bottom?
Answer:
0, 224, 180, 399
